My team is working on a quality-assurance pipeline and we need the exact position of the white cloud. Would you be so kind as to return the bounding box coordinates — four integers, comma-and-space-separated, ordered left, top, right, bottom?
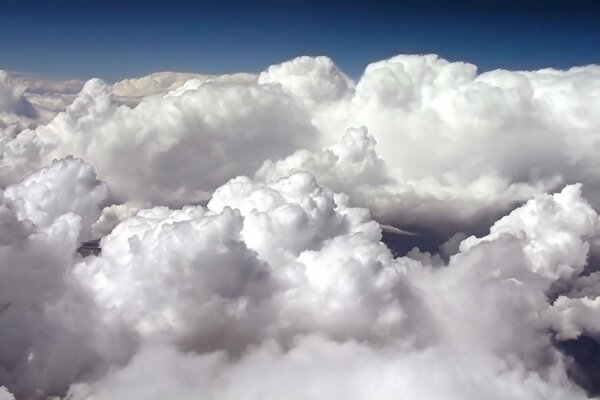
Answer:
0, 71, 38, 119
66, 337, 585, 400
4, 55, 600, 235
2, 54, 600, 398
0, 157, 599, 398
0, 158, 134, 398
4, 157, 108, 241
68, 174, 600, 399
257, 55, 600, 232
1, 77, 317, 207
0, 387, 15, 400
112, 71, 257, 101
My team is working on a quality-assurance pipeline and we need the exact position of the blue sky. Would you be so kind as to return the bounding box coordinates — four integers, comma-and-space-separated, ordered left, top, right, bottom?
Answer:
1, 0, 599, 81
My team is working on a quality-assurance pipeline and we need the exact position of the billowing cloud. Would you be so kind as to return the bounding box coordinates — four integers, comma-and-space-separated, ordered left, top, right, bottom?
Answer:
0, 71, 39, 143
60, 177, 600, 399
4, 157, 108, 240
0, 158, 134, 399
257, 55, 600, 234
1, 77, 317, 206
2, 53, 600, 398
5, 54, 600, 236
0, 71, 38, 120
1, 156, 600, 398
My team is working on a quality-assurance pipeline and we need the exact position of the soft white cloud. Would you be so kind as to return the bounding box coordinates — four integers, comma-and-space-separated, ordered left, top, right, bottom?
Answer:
257, 55, 600, 232
459, 184, 599, 281
1, 157, 599, 398
112, 71, 257, 101
4, 55, 600, 235
0, 71, 40, 144
0, 158, 134, 399
0, 387, 15, 400
1, 77, 317, 207
66, 337, 585, 400
2, 54, 600, 398
4, 157, 108, 241
68, 174, 600, 399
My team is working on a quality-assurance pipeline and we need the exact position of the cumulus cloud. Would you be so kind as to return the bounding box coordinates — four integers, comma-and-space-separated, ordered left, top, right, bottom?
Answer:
2, 156, 600, 398
0, 387, 14, 400
5, 53, 599, 236
8, 73, 84, 121
3, 53, 600, 398
57, 176, 600, 399
1, 77, 317, 206
256, 54, 600, 234
0, 158, 134, 399
0, 71, 40, 144
0, 71, 38, 120
4, 157, 108, 240
1, 71, 82, 154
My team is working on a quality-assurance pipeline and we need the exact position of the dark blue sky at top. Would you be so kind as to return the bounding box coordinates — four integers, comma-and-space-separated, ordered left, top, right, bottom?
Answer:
1, 0, 599, 82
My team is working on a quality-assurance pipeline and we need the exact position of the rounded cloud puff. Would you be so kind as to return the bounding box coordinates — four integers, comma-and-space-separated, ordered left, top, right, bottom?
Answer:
4, 55, 600, 236
0, 158, 133, 399
2, 77, 317, 206
74, 172, 406, 353
1, 157, 600, 398
259, 55, 354, 103
4, 157, 108, 241
61, 177, 600, 399
3, 54, 600, 398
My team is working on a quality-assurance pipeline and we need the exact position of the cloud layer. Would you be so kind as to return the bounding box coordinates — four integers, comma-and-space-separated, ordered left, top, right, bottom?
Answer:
2, 54, 600, 398
2, 160, 600, 398
4, 55, 600, 237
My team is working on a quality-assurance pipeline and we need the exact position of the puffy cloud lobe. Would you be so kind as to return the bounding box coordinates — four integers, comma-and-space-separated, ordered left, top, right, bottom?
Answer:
1, 77, 317, 207
4, 55, 600, 235
2, 54, 600, 398
0, 71, 40, 147
257, 125, 556, 234
65, 174, 600, 398
258, 55, 354, 104
0, 387, 15, 400
0, 71, 78, 144
0, 159, 598, 398
258, 55, 600, 232
387, 185, 599, 372
460, 184, 600, 281
75, 205, 275, 353
257, 126, 393, 189
7, 73, 83, 125
91, 201, 146, 239
549, 296, 600, 340
347, 55, 600, 179
74, 172, 409, 353
258, 56, 354, 147
4, 157, 108, 241
0, 158, 134, 399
